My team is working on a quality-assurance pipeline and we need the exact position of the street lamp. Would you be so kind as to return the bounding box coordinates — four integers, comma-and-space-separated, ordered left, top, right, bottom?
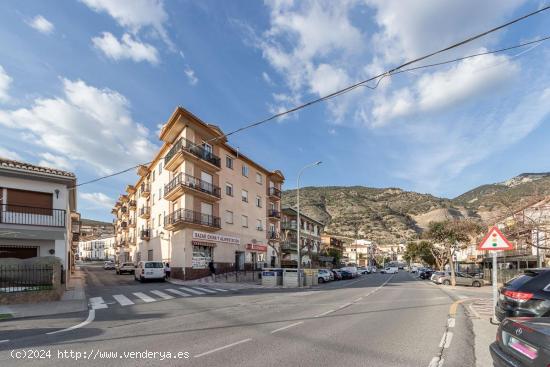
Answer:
297, 161, 322, 287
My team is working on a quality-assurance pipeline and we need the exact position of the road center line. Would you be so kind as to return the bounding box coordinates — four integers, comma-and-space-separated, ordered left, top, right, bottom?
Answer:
0, 340, 9, 343
46, 309, 95, 335
447, 318, 455, 328
270, 321, 304, 334
314, 309, 335, 318
194, 338, 252, 358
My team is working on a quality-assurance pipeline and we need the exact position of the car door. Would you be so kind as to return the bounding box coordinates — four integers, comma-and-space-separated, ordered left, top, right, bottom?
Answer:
456, 273, 469, 286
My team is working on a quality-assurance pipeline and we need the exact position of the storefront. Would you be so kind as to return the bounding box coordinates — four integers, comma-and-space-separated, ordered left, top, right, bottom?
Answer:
191, 240, 215, 269
246, 243, 267, 270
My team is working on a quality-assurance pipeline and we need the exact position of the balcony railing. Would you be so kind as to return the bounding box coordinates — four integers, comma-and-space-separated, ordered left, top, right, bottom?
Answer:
267, 231, 280, 240
128, 200, 136, 208
268, 187, 281, 199
281, 222, 297, 230
0, 204, 65, 227
164, 209, 221, 229
139, 207, 150, 217
165, 137, 221, 168
164, 173, 221, 198
281, 241, 297, 251
267, 209, 281, 219
140, 183, 150, 197
140, 229, 150, 240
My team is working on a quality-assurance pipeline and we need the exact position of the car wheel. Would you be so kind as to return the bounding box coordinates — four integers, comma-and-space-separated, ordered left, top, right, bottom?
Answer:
473, 281, 481, 287
443, 280, 451, 285
318, 278, 325, 283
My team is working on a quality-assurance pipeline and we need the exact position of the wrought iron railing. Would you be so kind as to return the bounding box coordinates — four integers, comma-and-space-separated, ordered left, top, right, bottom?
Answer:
164, 173, 221, 198
0, 204, 65, 227
164, 209, 221, 228
268, 187, 281, 198
267, 209, 281, 218
0, 265, 54, 293
165, 137, 221, 167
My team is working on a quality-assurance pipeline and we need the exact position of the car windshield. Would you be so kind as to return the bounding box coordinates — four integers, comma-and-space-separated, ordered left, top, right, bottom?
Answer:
145, 262, 164, 268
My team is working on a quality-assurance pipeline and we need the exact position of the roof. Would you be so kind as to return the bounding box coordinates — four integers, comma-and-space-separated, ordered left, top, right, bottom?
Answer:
281, 206, 325, 226
0, 157, 76, 179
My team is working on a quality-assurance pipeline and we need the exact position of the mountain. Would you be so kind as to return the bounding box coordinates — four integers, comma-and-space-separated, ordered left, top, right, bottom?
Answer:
281, 173, 550, 244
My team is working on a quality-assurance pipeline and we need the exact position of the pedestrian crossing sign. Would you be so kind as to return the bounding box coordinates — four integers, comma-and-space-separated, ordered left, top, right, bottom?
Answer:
478, 226, 513, 251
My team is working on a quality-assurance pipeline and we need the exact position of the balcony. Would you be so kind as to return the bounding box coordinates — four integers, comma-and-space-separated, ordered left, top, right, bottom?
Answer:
281, 241, 297, 252
140, 229, 150, 241
164, 173, 221, 202
267, 231, 280, 240
128, 219, 136, 228
0, 204, 66, 227
128, 200, 137, 210
267, 209, 281, 219
138, 206, 150, 219
268, 187, 282, 200
281, 222, 297, 230
164, 137, 221, 171
140, 183, 150, 198
164, 209, 221, 231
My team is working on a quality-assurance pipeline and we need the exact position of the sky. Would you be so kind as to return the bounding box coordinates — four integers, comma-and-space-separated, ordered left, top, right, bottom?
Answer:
0, 0, 549, 222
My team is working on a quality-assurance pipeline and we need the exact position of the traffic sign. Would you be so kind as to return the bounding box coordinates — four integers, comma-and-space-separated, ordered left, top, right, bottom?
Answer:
478, 226, 513, 251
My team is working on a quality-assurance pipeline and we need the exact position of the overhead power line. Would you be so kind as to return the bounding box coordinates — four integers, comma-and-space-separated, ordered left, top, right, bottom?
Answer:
74, 5, 550, 189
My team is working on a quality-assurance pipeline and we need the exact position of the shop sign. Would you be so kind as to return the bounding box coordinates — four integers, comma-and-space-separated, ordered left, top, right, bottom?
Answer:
193, 231, 240, 245
246, 243, 268, 252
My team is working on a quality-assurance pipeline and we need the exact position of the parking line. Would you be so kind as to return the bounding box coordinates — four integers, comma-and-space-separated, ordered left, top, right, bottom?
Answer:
47, 309, 95, 335
179, 286, 206, 295
89, 297, 107, 309
314, 309, 335, 318
113, 294, 134, 306
442, 332, 453, 348
133, 292, 156, 303
194, 338, 252, 358
0, 340, 9, 343
150, 290, 175, 300
190, 286, 217, 294
165, 289, 191, 297
270, 321, 304, 334
210, 288, 229, 292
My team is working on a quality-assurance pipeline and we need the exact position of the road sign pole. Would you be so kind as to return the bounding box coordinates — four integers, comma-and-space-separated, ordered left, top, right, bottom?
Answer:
492, 251, 498, 322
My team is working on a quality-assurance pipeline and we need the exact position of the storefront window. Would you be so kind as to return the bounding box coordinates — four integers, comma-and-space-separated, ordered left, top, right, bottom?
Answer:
192, 245, 213, 269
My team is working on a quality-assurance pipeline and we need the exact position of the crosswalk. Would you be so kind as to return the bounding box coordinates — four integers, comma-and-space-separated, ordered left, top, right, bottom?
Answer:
90, 286, 236, 310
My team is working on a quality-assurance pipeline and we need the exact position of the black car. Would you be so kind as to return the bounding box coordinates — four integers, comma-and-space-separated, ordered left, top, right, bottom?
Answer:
495, 268, 550, 321
340, 270, 353, 280
490, 317, 550, 367
419, 269, 434, 279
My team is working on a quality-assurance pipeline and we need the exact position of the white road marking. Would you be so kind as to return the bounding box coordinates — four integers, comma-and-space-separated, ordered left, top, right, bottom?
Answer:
0, 340, 9, 343
270, 321, 304, 334
210, 288, 229, 292
194, 338, 252, 358
428, 357, 444, 367
439, 331, 453, 348
47, 309, 95, 335
337, 302, 352, 310
113, 294, 134, 306
165, 289, 191, 297
89, 297, 107, 309
314, 309, 335, 318
438, 334, 446, 348
354, 297, 363, 302
447, 318, 455, 328
150, 290, 175, 300
179, 286, 206, 295
191, 286, 217, 294
458, 295, 468, 299
133, 292, 156, 303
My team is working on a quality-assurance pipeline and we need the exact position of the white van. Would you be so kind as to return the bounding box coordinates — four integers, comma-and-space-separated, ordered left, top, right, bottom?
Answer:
135, 261, 165, 282
381, 266, 398, 274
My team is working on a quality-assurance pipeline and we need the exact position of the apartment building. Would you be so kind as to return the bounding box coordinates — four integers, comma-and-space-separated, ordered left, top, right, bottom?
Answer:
79, 236, 115, 260
0, 158, 80, 279
280, 207, 324, 267
112, 106, 284, 280
320, 235, 344, 264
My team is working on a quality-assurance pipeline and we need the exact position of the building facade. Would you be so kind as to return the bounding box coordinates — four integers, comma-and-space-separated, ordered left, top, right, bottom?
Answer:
112, 107, 284, 280
79, 236, 116, 261
0, 158, 80, 279
280, 207, 324, 267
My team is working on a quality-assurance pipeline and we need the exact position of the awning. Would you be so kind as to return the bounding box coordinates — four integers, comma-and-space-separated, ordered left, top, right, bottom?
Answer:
192, 241, 217, 247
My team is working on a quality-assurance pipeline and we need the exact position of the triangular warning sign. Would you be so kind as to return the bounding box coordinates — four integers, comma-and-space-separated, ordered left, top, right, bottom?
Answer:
478, 226, 514, 251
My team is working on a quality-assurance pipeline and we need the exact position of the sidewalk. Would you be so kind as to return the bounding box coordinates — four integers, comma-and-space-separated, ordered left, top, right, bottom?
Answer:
0, 267, 88, 319
167, 274, 265, 289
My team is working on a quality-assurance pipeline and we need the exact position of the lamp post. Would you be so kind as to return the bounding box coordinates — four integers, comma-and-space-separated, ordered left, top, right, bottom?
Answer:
297, 161, 322, 287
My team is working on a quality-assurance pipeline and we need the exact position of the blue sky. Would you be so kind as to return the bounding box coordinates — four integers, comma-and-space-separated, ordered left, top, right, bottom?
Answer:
0, 0, 549, 221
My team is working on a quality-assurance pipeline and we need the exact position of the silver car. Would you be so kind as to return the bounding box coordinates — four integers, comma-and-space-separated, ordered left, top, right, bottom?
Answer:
439, 272, 483, 287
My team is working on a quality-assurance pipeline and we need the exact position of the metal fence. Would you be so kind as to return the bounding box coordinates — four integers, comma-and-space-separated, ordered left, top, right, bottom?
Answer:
483, 268, 524, 284
0, 265, 54, 293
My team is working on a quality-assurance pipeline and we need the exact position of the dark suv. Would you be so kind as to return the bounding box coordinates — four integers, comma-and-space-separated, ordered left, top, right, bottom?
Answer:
495, 268, 550, 321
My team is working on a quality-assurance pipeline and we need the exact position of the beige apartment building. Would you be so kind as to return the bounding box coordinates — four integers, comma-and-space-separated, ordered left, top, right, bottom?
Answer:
112, 106, 284, 280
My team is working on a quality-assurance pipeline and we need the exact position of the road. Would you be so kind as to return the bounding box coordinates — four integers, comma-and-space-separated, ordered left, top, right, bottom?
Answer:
0, 266, 476, 366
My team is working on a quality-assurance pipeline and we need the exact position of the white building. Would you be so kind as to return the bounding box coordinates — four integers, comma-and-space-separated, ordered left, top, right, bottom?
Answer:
79, 236, 116, 260
0, 158, 80, 279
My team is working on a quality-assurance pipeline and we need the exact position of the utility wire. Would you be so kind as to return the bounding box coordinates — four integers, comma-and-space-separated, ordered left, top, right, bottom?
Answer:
73, 6, 550, 189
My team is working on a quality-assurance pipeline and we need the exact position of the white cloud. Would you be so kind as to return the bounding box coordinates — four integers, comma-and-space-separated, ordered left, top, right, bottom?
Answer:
80, 192, 115, 209
81, 0, 171, 46
0, 65, 12, 102
38, 152, 74, 171
183, 66, 198, 85
0, 78, 157, 175
26, 15, 54, 34
262, 71, 273, 85
92, 32, 159, 64
0, 147, 22, 160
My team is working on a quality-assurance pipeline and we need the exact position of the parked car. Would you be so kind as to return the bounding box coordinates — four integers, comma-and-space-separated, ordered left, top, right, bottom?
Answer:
116, 262, 135, 275
359, 267, 370, 275
340, 270, 354, 279
381, 266, 398, 274
318, 269, 332, 283
103, 261, 115, 270
331, 270, 343, 280
341, 266, 358, 278
490, 317, 550, 366
419, 269, 434, 280
495, 268, 550, 321
431, 271, 449, 283
134, 261, 166, 282
439, 272, 483, 287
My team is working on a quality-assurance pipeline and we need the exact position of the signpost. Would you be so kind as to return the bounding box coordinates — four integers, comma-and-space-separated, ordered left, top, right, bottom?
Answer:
478, 226, 514, 322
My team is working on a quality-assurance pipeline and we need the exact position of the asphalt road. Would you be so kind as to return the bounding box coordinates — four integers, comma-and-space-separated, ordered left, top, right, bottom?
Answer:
0, 266, 475, 367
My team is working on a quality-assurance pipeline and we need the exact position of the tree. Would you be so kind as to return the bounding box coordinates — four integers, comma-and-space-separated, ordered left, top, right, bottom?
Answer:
404, 241, 436, 267
426, 220, 483, 286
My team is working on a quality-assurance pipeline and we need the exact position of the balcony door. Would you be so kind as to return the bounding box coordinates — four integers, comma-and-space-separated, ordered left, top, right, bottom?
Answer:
200, 171, 213, 193
201, 202, 213, 225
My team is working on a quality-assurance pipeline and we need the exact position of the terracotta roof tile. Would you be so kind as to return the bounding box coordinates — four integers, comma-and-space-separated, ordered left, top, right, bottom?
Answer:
0, 157, 76, 178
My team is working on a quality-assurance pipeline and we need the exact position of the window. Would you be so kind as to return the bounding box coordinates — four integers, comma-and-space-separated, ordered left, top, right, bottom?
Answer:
152, 169, 156, 182
256, 172, 263, 184
226, 156, 233, 169
203, 143, 213, 156
241, 215, 248, 228
152, 194, 155, 205
242, 164, 249, 177
256, 196, 262, 208
226, 183, 233, 196
158, 162, 163, 175
256, 219, 262, 231
225, 210, 233, 224
159, 188, 162, 200
158, 214, 162, 228
241, 190, 248, 203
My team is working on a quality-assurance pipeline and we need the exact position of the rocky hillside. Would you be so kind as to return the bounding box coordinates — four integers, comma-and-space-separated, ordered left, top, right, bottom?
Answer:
281, 173, 550, 244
